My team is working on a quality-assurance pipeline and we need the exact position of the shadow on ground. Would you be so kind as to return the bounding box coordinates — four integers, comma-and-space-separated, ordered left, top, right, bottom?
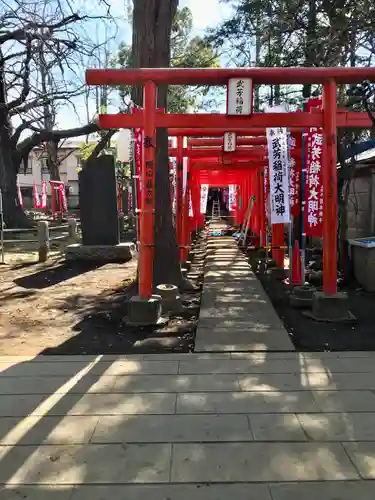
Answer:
38, 235, 206, 356
14, 262, 104, 290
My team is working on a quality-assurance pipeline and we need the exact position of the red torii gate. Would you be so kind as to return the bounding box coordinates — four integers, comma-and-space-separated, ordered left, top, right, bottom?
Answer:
86, 66, 375, 306
177, 143, 269, 262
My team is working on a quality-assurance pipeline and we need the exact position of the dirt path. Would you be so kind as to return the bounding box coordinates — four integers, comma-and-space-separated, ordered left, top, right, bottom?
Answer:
0, 259, 138, 355
0, 232, 206, 355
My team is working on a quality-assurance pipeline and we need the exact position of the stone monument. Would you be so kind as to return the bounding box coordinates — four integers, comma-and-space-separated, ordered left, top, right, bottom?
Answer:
66, 155, 135, 262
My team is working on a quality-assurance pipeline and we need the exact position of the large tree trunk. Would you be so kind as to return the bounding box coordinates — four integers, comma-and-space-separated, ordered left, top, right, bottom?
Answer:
47, 140, 60, 181
0, 135, 31, 228
132, 0, 185, 290
0, 58, 32, 228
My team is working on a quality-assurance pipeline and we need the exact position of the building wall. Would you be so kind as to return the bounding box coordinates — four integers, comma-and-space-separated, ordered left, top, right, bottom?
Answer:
17, 148, 81, 209
346, 165, 375, 240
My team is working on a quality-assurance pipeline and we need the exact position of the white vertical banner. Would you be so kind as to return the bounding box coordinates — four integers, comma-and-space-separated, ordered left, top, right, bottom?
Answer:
228, 184, 236, 211
200, 184, 209, 214
224, 132, 236, 152
266, 127, 291, 224
227, 78, 253, 115
117, 129, 132, 163
183, 156, 188, 196
170, 137, 177, 215
188, 191, 193, 217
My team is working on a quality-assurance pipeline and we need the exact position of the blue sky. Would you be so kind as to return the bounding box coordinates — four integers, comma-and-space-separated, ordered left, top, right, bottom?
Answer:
57, 0, 231, 129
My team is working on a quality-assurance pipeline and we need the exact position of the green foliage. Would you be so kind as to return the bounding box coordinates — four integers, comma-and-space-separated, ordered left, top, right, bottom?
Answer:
78, 142, 97, 162
115, 161, 131, 187
115, 6, 219, 112
208, 0, 375, 105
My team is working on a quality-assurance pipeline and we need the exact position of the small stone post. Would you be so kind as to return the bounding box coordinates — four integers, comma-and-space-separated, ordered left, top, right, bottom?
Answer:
118, 213, 125, 242
38, 221, 49, 263
68, 218, 78, 242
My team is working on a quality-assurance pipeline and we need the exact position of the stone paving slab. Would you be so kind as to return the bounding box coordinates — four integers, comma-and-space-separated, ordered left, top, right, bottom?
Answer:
312, 390, 375, 412
91, 414, 253, 443
177, 391, 320, 414
249, 413, 306, 441
179, 359, 305, 375
229, 351, 375, 360
69, 484, 272, 500
0, 443, 172, 484
297, 413, 375, 441
49, 393, 177, 416
0, 416, 99, 446
112, 374, 240, 393
0, 375, 117, 395
0, 360, 179, 377
0, 486, 74, 500
195, 329, 293, 352
269, 481, 375, 500
0, 394, 47, 417
170, 442, 359, 482
342, 442, 375, 478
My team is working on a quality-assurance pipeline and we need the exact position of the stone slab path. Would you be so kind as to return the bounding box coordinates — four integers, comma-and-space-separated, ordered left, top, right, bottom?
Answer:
195, 235, 294, 351
1, 352, 375, 498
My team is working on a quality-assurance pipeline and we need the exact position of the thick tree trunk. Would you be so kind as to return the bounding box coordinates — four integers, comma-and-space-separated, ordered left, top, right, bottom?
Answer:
132, 0, 185, 290
0, 49, 33, 228
0, 131, 31, 228
47, 140, 60, 181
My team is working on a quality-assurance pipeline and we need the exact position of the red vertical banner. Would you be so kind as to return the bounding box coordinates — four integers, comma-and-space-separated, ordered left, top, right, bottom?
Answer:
33, 184, 40, 209
289, 132, 302, 217
304, 126, 324, 237
41, 181, 47, 209
134, 127, 143, 209
303, 98, 323, 236
17, 184, 24, 208
264, 162, 270, 222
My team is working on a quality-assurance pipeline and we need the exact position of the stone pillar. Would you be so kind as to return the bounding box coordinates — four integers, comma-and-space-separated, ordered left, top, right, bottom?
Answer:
118, 214, 125, 242
38, 221, 49, 263
68, 218, 78, 242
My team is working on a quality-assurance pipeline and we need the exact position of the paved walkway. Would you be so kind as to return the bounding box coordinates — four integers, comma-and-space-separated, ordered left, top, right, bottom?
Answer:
1, 352, 375, 498
195, 235, 294, 351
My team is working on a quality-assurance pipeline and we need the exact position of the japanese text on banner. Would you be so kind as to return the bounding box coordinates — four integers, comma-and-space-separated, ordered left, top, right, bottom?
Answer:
266, 127, 291, 225
134, 128, 143, 204
304, 128, 323, 236
200, 184, 209, 214
144, 135, 154, 207
228, 184, 236, 211
188, 190, 193, 217
289, 132, 302, 217
264, 163, 269, 220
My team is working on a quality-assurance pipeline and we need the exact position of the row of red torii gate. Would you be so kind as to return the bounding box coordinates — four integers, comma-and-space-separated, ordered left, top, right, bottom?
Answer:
86, 67, 375, 304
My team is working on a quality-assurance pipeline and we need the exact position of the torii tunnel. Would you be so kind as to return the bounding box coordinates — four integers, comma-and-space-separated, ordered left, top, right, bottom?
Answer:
86, 67, 375, 300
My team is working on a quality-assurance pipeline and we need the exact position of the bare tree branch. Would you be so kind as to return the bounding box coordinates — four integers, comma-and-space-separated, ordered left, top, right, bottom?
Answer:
7, 35, 33, 110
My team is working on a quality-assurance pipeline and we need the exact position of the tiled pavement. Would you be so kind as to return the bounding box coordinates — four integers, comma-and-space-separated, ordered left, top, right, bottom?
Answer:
1, 352, 375, 498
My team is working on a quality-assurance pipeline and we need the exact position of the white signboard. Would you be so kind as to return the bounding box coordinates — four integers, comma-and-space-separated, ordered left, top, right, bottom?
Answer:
224, 132, 236, 152
228, 184, 236, 211
117, 129, 131, 163
227, 78, 253, 115
266, 127, 291, 225
200, 184, 209, 214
